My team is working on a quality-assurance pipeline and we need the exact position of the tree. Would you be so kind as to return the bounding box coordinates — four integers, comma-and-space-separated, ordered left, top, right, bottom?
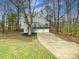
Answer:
7, 13, 18, 31
0, 0, 10, 33
9, 0, 38, 35
55, 0, 61, 32
44, 0, 61, 33
9, 0, 22, 32
65, 0, 72, 32
77, 0, 79, 22
20, 0, 37, 35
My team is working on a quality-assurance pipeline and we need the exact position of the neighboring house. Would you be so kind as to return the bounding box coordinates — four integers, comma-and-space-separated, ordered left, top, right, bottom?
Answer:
20, 14, 49, 33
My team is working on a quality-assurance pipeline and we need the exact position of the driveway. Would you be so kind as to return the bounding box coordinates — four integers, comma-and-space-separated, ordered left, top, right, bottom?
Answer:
37, 33, 79, 59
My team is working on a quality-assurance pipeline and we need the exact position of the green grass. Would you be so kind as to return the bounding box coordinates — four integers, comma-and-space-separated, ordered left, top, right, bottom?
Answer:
0, 33, 57, 59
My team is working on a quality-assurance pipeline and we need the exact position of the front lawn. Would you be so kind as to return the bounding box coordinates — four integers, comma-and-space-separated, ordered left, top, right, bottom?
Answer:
0, 33, 57, 59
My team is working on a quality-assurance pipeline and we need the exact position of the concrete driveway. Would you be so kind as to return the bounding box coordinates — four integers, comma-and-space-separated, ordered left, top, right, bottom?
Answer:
37, 33, 79, 59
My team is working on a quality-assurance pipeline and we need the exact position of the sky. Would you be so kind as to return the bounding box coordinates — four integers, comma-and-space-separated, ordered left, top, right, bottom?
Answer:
0, 0, 45, 14
31, 0, 45, 12
0, 0, 78, 18
33, 0, 78, 17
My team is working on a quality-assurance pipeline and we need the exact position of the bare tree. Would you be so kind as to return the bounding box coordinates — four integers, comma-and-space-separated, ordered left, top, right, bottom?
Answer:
44, 0, 61, 33
77, 0, 79, 22
65, 0, 72, 32
23, 0, 38, 35
55, 0, 61, 32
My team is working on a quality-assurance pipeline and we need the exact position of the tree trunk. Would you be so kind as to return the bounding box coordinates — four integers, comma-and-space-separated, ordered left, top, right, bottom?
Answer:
77, 0, 79, 23
27, 15, 33, 35
65, 0, 71, 32
16, 8, 20, 32
24, 14, 33, 35
2, 15, 5, 33
55, 0, 60, 33
28, 23, 32, 35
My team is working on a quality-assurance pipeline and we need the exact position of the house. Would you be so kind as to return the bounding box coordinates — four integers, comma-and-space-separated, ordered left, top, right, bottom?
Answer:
20, 13, 49, 33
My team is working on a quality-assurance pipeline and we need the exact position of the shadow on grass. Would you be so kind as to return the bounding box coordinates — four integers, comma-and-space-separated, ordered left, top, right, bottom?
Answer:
21, 33, 37, 42
22, 33, 37, 37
